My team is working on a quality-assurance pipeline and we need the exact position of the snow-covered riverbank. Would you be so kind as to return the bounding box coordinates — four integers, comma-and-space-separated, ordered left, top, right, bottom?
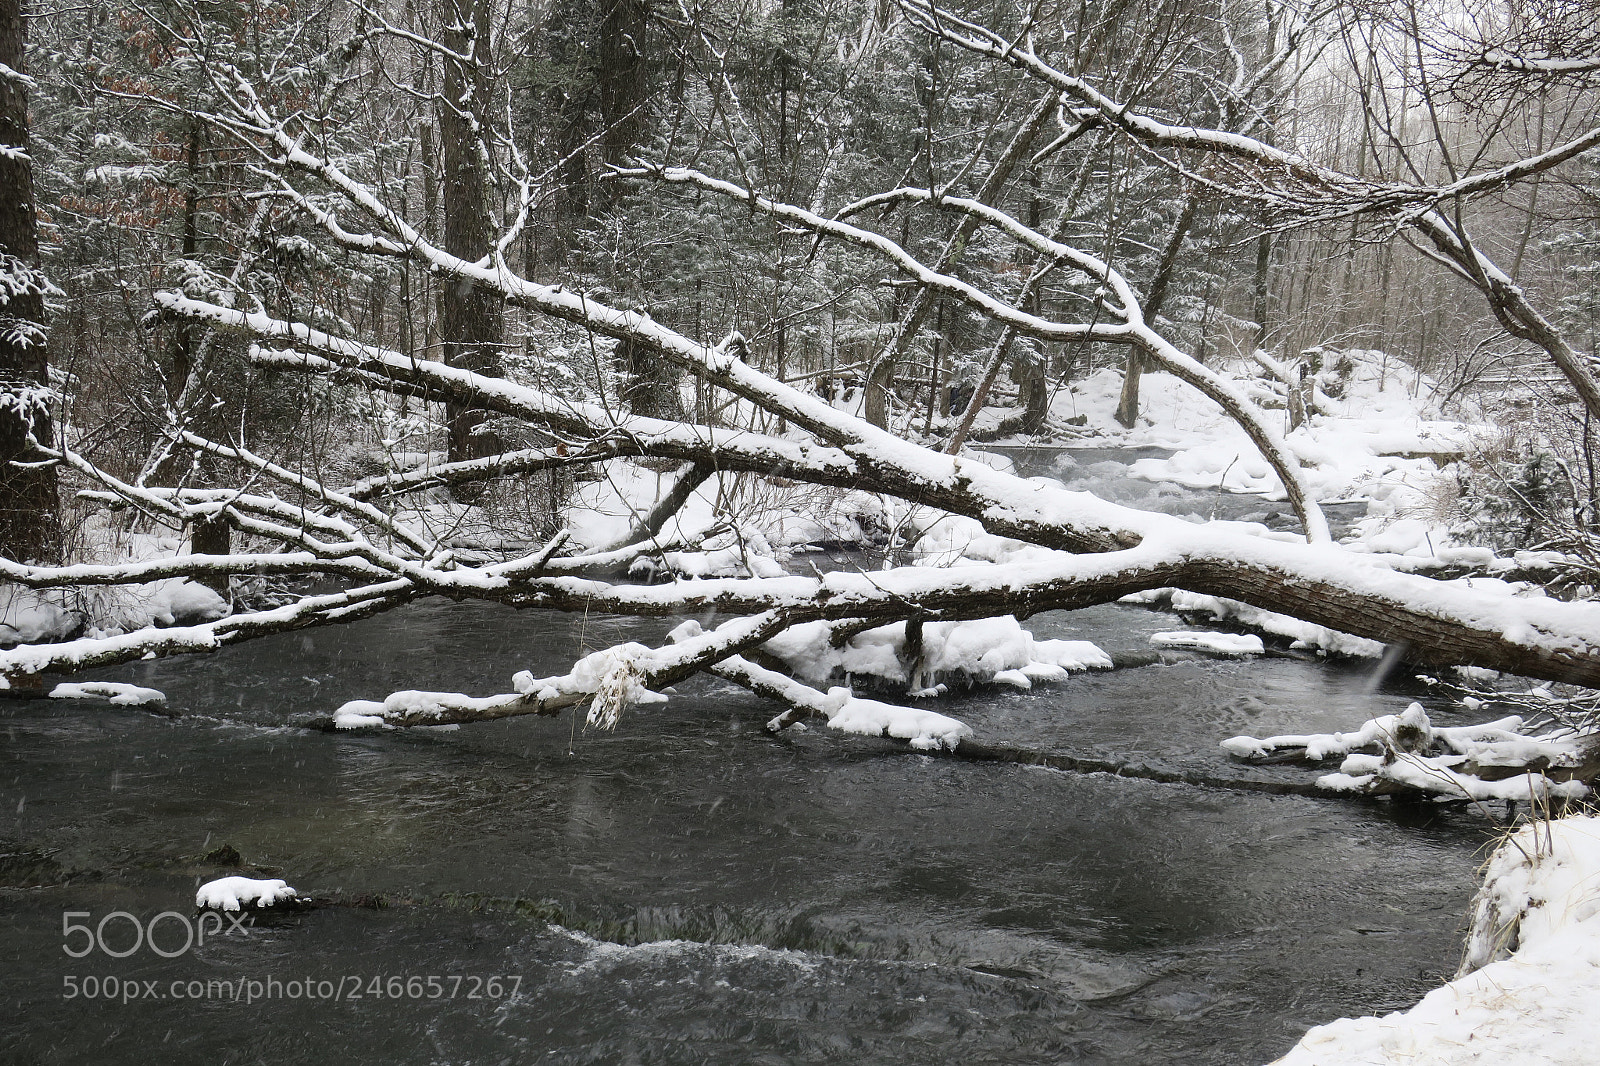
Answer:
1035, 350, 1491, 558
1270, 813, 1600, 1066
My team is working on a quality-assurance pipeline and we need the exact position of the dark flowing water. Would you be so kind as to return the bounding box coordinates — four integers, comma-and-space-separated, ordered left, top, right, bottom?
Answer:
1, 452, 1490, 1065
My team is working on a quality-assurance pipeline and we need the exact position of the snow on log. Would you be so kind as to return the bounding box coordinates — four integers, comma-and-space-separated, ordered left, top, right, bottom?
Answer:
758, 615, 1110, 691
1315, 753, 1589, 803
684, 639, 977, 751
148, 282, 1600, 688
1150, 631, 1264, 656
819, 687, 972, 751
1224, 702, 1597, 800
48, 682, 166, 705
332, 700, 391, 730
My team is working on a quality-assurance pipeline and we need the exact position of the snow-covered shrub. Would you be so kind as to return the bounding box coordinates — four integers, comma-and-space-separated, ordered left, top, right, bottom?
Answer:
1450, 432, 1587, 554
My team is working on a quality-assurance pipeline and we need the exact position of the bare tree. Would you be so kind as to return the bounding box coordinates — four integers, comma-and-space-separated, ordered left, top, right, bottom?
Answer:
895, 0, 1600, 422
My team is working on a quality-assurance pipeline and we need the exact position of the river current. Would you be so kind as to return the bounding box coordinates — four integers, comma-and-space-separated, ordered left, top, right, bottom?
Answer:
1, 450, 1491, 1064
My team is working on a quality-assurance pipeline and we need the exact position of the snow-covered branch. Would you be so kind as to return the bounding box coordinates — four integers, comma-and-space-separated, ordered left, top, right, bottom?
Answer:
617, 164, 1329, 540
894, 0, 1600, 422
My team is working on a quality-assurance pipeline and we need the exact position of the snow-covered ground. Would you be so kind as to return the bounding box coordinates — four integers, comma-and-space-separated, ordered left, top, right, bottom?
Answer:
1, 518, 228, 648
1271, 814, 1600, 1066
1050, 350, 1489, 557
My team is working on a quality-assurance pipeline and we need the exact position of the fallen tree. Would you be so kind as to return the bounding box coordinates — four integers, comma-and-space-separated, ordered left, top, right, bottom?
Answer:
2, 2, 1596, 801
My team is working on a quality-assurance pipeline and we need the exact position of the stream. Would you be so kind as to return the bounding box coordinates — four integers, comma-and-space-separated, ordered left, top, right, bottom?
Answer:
1, 450, 1491, 1064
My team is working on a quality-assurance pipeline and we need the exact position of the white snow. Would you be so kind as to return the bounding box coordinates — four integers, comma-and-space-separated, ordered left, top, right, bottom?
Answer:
49, 682, 166, 706
760, 615, 1110, 689
332, 699, 392, 729
1223, 703, 1589, 765
563, 459, 884, 570
1049, 350, 1499, 560
144, 578, 229, 627
195, 876, 299, 911
820, 686, 972, 750
0, 585, 78, 644
1161, 591, 1386, 659
1316, 752, 1588, 803
1271, 815, 1600, 1066
2, 520, 230, 646
1151, 631, 1264, 656
1223, 703, 1593, 802
1222, 703, 1440, 760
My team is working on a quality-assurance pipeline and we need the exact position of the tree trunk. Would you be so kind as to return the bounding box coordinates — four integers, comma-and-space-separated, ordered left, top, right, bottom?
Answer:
0, 0, 58, 563
439, 0, 505, 467
597, 0, 648, 183
1116, 191, 1196, 428
618, 337, 683, 420
1251, 230, 1272, 354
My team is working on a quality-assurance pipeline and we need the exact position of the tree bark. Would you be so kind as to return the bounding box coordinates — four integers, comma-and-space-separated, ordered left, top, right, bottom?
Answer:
1116, 191, 1197, 428
0, 0, 58, 563
439, 0, 505, 466
597, 0, 648, 181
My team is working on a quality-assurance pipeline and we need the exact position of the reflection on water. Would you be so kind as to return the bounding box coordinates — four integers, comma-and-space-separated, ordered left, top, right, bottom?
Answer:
1, 456, 1486, 1065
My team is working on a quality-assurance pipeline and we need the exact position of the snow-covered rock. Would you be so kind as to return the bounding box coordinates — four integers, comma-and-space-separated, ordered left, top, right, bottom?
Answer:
49, 682, 166, 706
195, 876, 299, 911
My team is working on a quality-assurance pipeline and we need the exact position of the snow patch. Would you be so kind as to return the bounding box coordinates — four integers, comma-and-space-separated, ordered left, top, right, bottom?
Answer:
49, 682, 166, 706
762, 615, 1109, 690
1151, 631, 1264, 656
195, 876, 299, 911
821, 687, 972, 750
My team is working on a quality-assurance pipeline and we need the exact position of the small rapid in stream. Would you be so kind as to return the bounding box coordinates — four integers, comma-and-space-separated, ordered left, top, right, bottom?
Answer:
2, 450, 1492, 1064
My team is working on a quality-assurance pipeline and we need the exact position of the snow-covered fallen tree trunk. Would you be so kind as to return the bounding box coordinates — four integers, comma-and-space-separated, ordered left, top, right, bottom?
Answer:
10, 37, 1600, 753
120, 295, 1600, 689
